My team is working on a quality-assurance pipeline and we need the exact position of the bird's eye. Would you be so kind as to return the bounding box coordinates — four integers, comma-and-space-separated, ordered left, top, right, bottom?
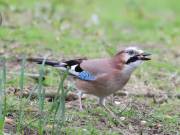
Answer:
128, 50, 134, 55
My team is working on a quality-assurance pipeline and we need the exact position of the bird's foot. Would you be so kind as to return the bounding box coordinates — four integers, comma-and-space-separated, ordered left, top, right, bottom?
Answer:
102, 104, 124, 126
102, 105, 116, 118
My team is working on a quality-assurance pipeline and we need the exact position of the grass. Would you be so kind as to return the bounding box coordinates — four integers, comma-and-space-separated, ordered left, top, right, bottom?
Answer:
0, 58, 6, 134
0, 58, 69, 134
17, 56, 25, 133
0, 0, 180, 134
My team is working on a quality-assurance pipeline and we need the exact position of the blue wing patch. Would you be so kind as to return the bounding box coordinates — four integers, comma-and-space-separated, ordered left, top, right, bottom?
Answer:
78, 71, 95, 81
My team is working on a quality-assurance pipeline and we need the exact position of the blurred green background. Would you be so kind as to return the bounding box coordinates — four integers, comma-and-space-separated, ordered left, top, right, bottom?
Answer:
0, 0, 179, 56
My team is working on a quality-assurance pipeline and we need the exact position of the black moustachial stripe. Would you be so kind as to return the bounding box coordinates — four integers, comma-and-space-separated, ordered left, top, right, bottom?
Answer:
126, 56, 139, 64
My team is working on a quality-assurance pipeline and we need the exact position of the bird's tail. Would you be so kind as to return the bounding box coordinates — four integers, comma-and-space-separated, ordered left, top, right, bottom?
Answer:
27, 58, 62, 67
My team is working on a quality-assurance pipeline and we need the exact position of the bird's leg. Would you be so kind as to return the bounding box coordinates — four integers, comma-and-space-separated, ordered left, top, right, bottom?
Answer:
99, 97, 117, 118
99, 97, 124, 126
77, 91, 83, 111
99, 97, 106, 106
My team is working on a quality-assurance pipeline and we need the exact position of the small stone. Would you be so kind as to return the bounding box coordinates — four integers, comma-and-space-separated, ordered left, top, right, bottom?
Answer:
140, 120, 147, 126
46, 124, 53, 129
114, 101, 121, 105
120, 117, 125, 121
82, 129, 87, 132
155, 123, 162, 128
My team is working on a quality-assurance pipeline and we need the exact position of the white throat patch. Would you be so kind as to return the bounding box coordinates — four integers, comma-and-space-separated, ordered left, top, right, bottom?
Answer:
123, 61, 142, 75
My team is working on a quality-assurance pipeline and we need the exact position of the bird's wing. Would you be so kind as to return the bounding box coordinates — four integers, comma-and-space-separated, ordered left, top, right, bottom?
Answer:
80, 58, 114, 75
58, 58, 115, 81
57, 59, 97, 81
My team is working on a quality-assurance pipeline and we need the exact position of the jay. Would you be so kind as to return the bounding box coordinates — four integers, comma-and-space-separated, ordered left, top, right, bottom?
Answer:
28, 47, 151, 110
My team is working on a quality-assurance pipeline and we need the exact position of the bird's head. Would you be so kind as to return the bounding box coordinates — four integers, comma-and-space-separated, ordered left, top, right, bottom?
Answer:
115, 47, 151, 70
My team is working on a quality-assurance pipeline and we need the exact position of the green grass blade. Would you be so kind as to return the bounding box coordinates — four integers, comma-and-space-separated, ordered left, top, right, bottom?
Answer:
51, 70, 68, 135
37, 57, 47, 135
17, 56, 26, 134
0, 57, 6, 134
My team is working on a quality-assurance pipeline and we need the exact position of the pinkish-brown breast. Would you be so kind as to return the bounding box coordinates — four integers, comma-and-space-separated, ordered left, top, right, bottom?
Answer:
76, 69, 131, 97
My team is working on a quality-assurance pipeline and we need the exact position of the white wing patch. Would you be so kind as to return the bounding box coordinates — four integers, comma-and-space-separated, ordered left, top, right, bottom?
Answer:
57, 64, 80, 76
57, 64, 95, 81
70, 65, 78, 71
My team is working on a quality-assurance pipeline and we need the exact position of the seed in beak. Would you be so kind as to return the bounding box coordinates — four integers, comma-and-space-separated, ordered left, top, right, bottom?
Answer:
139, 52, 151, 60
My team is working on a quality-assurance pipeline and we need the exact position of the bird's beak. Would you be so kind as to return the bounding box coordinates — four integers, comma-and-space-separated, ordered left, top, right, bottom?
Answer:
138, 52, 151, 61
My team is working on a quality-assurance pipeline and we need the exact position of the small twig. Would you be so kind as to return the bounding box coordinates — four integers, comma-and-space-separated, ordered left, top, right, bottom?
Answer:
115, 91, 180, 100
11, 88, 78, 101
8, 72, 42, 79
